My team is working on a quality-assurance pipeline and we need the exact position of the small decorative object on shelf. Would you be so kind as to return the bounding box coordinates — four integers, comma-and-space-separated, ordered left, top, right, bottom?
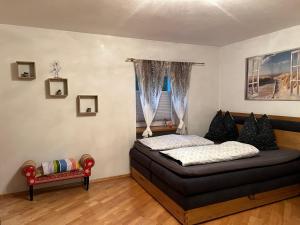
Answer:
166, 121, 173, 128
21, 72, 29, 78
46, 61, 68, 98
16, 61, 36, 80
55, 89, 62, 96
50, 61, 62, 78
77, 95, 98, 116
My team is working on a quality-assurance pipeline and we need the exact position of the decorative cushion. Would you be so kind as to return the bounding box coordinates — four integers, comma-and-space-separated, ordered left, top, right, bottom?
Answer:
255, 114, 279, 150
204, 110, 227, 143
42, 158, 80, 176
223, 111, 239, 141
36, 167, 43, 177
237, 113, 258, 146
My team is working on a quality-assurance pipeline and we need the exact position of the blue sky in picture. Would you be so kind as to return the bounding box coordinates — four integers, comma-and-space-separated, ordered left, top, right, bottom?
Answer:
259, 50, 293, 76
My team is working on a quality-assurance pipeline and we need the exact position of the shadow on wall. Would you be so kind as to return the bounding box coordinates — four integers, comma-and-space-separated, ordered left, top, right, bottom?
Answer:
6, 168, 27, 198
10, 62, 19, 81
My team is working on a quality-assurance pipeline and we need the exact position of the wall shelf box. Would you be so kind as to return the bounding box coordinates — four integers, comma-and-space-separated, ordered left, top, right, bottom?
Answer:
16, 61, 36, 80
46, 78, 68, 98
77, 95, 98, 116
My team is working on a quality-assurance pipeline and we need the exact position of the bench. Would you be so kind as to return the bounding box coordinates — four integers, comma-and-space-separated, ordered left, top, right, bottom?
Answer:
21, 154, 95, 200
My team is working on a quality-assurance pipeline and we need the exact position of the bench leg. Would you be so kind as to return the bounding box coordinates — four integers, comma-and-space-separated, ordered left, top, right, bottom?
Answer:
83, 177, 89, 190
29, 185, 33, 201
86, 176, 89, 191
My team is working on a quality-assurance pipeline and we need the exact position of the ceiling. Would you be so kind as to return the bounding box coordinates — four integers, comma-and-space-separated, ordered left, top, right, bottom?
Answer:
0, 0, 300, 46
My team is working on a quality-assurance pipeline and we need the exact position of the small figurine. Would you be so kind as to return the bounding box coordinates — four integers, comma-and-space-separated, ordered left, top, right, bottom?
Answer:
56, 89, 62, 96
50, 61, 62, 78
86, 108, 92, 113
21, 72, 29, 77
166, 121, 173, 128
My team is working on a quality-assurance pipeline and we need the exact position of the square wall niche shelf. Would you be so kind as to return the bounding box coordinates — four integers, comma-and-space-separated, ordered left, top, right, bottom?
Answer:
77, 95, 98, 116
16, 61, 36, 80
46, 78, 68, 98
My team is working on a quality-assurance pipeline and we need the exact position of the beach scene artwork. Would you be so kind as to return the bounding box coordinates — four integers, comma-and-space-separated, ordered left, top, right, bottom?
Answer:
246, 48, 300, 100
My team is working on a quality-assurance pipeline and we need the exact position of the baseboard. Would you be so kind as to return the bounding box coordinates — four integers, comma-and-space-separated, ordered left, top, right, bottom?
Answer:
0, 173, 130, 198
91, 174, 130, 183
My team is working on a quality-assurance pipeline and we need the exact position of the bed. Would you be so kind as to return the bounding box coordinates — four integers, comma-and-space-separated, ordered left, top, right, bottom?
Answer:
130, 112, 300, 225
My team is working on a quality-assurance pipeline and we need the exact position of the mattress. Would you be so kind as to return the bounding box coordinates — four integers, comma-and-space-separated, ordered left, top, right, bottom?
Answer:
151, 172, 300, 210
130, 144, 300, 210
133, 141, 300, 177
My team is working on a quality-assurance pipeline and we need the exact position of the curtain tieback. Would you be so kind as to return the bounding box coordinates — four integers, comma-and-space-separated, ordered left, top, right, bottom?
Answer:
142, 126, 152, 138
178, 119, 185, 129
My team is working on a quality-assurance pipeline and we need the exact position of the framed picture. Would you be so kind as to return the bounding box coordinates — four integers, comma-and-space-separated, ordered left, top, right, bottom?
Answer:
245, 48, 300, 100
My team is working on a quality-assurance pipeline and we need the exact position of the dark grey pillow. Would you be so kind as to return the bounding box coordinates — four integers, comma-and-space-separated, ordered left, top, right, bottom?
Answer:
237, 113, 258, 146
255, 114, 278, 150
205, 110, 227, 143
223, 111, 239, 141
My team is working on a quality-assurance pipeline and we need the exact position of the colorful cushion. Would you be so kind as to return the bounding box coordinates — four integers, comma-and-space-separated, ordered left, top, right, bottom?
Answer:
42, 158, 80, 176
36, 167, 43, 177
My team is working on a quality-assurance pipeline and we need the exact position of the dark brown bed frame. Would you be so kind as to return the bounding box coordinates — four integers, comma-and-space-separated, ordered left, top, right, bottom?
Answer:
131, 112, 300, 225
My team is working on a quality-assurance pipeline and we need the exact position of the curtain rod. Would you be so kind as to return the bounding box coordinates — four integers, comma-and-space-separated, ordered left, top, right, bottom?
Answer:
125, 58, 205, 66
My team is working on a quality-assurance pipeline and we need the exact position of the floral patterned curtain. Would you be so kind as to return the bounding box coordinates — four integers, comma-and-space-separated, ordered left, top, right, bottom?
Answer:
170, 62, 193, 134
134, 60, 171, 137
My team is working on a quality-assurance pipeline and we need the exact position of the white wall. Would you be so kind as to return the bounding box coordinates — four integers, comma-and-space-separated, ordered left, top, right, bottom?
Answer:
219, 25, 300, 116
0, 24, 219, 194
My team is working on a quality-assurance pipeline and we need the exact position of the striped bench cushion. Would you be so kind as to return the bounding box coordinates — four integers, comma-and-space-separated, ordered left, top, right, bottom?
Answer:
42, 158, 80, 175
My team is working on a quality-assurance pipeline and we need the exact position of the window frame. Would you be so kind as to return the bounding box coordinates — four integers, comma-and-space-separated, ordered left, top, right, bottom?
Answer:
290, 50, 300, 95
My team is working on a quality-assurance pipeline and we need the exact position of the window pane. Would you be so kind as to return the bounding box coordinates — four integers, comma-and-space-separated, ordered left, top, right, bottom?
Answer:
292, 52, 299, 66
136, 91, 172, 124
136, 75, 169, 91
136, 76, 172, 127
153, 91, 172, 121
135, 75, 139, 91
162, 76, 168, 91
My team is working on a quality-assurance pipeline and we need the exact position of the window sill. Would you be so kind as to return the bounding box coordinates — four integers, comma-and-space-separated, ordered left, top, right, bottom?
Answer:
136, 126, 177, 134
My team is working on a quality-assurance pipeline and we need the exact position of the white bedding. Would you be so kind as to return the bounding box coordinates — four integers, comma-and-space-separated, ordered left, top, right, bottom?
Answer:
138, 134, 214, 151
160, 141, 259, 166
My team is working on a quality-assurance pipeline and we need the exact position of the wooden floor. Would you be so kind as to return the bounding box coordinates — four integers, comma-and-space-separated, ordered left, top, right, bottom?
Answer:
1, 177, 300, 225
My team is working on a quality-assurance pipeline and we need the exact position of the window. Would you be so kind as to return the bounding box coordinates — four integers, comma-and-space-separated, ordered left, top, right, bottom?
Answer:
291, 50, 300, 95
136, 76, 173, 127
247, 57, 261, 96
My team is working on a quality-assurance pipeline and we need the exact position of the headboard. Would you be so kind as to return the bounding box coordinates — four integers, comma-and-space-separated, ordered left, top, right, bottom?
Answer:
230, 112, 300, 151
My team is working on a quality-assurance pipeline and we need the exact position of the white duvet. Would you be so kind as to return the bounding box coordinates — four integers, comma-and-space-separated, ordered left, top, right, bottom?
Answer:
138, 134, 214, 151
160, 141, 260, 166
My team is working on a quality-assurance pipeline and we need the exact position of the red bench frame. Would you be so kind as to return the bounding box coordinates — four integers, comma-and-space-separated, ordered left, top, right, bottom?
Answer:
22, 154, 95, 201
